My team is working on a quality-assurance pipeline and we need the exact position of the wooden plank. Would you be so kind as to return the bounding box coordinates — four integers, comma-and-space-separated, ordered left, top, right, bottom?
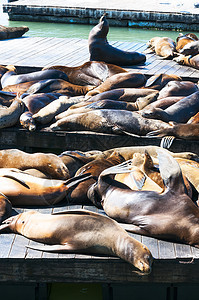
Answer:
158, 240, 176, 259
142, 236, 159, 260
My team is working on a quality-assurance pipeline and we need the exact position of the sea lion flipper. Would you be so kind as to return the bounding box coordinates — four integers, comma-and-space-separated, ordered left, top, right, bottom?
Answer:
145, 74, 162, 87
160, 136, 176, 149
130, 170, 146, 190
157, 149, 184, 191
26, 243, 76, 253
52, 209, 99, 216
2, 175, 30, 189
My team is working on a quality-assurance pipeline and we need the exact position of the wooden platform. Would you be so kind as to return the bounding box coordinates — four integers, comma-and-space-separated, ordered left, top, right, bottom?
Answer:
1, 36, 199, 80
0, 37, 199, 295
3, 0, 199, 30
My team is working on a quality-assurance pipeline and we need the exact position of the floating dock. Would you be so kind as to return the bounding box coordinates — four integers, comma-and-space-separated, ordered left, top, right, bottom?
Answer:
0, 36, 199, 299
3, 0, 199, 30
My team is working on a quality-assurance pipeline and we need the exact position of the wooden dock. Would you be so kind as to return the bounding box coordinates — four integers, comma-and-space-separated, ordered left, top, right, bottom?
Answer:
0, 37, 199, 299
3, 0, 199, 31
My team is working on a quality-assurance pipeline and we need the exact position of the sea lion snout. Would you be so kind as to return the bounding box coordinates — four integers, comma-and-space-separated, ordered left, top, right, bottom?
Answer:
134, 247, 153, 274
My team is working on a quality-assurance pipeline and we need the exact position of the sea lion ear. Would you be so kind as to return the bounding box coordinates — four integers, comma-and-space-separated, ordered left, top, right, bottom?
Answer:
157, 149, 184, 192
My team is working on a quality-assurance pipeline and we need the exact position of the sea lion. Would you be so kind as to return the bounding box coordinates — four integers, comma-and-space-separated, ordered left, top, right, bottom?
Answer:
0, 98, 24, 129
146, 37, 176, 59
88, 88, 159, 102
0, 149, 69, 180
140, 91, 199, 123
158, 80, 198, 99
176, 33, 198, 52
140, 96, 184, 112
32, 95, 84, 125
174, 53, 199, 70
179, 40, 199, 56
55, 94, 158, 121
50, 109, 171, 136
0, 25, 29, 40
144, 74, 182, 90
59, 150, 98, 177
1, 69, 69, 89
19, 92, 62, 131
187, 111, 199, 124
68, 151, 125, 204
0, 209, 153, 274
2, 80, 39, 94
42, 61, 127, 86
88, 150, 199, 247
86, 72, 146, 98
0, 170, 92, 206
26, 79, 94, 96
0, 193, 12, 224
88, 14, 146, 66
102, 145, 199, 162
147, 123, 199, 141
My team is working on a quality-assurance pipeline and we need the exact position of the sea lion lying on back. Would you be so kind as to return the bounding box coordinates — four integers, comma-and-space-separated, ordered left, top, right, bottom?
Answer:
88, 14, 146, 66
0, 209, 153, 274
42, 61, 127, 86
146, 37, 176, 59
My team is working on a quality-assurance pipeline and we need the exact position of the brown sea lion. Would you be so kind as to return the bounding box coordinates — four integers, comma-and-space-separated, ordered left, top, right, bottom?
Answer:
50, 109, 171, 136
158, 80, 198, 99
2, 80, 39, 94
0, 25, 29, 40
0, 209, 153, 274
0, 91, 17, 106
102, 145, 199, 162
174, 53, 199, 70
176, 33, 198, 52
42, 61, 127, 86
86, 72, 146, 98
141, 91, 199, 123
0, 98, 24, 129
88, 150, 199, 247
0, 149, 69, 180
147, 123, 199, 140
144, 74, 182, 90
58, 150, 97, 177
68, 152, 125, 204
0, 170, 92, 206
179, 40, 199, 56
187, 111, 199, 124
146, 37, 176, 59
0, 193, 12, 224
88, 14, 146, 66
26, 79, 94, 96
1, 69, 69, 89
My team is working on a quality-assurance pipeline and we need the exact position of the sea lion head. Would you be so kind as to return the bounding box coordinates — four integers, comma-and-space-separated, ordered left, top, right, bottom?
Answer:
0, 211, 36, 234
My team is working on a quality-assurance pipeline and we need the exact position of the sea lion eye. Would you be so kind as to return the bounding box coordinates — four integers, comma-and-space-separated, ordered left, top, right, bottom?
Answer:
22, 221, 25, 224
